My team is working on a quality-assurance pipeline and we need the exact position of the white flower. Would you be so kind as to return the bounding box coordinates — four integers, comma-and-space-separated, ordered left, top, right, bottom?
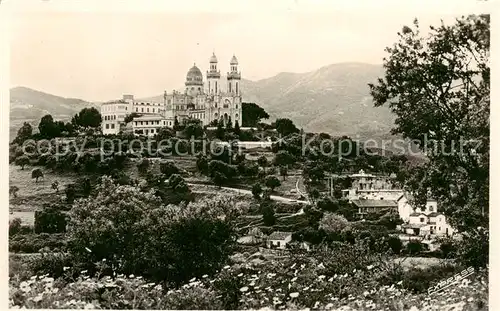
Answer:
129, 274, 135, 278
289, 292, 299, 298
81, 270, 88, 274
63, 266, 70, 271
32, 293, 43, 302
318, 275, 326, 280
326, 303, 334, 309
353, 269, 357, 273
397, 280, 403, 285
367, 265, 374, 270
240, 286, 249, 292
189, 277, 196, 282
84, 303, 95, 309
223, 265, 230, 269
343, 273, 348, 278
363, 291, 370, 296
238, 273, 244, 277
202, 274, 208, 278
85, 247, 92, 253
291, 277, 298, 282
468, 297, 474, 302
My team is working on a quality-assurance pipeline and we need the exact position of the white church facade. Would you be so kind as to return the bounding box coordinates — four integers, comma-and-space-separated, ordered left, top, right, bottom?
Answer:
101, 53, 242, 136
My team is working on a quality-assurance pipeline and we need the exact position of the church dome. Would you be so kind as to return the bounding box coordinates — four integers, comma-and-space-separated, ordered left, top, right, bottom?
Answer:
209, 53, 218, 63
230, 55, 238, 65
185, 64, 203, 85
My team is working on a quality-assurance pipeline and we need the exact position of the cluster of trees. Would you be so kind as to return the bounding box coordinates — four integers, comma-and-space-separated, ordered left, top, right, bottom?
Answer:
66, 176, 237, 284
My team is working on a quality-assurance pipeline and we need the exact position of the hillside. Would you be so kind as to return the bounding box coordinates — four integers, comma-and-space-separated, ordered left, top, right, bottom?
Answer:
9, 86, 96, 141
241, 63, 396, 141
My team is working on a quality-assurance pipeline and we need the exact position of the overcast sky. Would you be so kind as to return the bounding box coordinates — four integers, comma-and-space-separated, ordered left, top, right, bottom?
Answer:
9, 2, 479, 101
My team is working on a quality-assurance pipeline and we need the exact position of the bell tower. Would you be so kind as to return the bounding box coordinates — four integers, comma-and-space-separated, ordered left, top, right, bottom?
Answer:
227, 54, 241, 96
207, 52, 221, 95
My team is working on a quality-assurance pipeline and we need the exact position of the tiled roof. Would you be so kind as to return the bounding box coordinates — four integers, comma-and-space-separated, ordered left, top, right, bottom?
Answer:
427, 212, 442, 217
410, 212, 427, 217
267, 231, 292, 240
402, 223, 430, 229
351, 199, 398, 208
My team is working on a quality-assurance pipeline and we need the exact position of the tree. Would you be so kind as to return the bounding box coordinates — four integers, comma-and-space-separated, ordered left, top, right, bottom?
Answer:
261, 201, 276, 226
241, 102, 269, 127
212, 171, 227, 189
15, 155, 30, 170
74, 107, 102, 128
317, 197, 340, 212
184, 119, 204, 139
160, 161, 180, 178
38, 114, 60, 138
319, 213, 349, 234
274, 150, 295, 167
234, 120, 241, 136
34, 205, 67, 234
124, 112, 142, 124
275, 118, 299, 137
279, 166, 288, 181
9, 185, 19, 198
137, 158, 150, 174
68, 177, 236, 283
173, 116, 181, 131
51, 181, 59, 193
265, 175, 281, 192
387, 236, 403, 254
257, 155, 268, 170
369, 16, 489, 234
215, 118, 225, 140
226, 117, 233, 131
196, 155, 209, 175
303, 161, 325, 184
14, 122, 33, 144
252, 183, 263, 199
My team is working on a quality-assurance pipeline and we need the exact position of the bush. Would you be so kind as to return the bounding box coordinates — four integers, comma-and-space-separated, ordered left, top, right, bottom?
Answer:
251, 183, 262, 199
160, 161, 180, 178
387, 236, 403, 254
9, 233, 67, 253
67, 176, 236, 284
400, 264, 460, 293
454, 228, 489, 269
319, 213, 349, 234
406, 240, 423, 255
34, 206, 67, 234
9, 218, 23, 236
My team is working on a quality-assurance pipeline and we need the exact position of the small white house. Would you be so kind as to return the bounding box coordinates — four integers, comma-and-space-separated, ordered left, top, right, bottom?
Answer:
397, 193, 454, 237
266, 231, 293, 250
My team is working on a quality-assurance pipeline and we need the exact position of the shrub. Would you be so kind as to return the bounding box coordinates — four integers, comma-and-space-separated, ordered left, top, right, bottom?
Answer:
9, 233, 66, 253
406, 240, 423, 255
251, 183, 262, 199
67, 176, 236, 284
10, 185, 20, 198
387, 236, 403, 254
9, 218, 23, 236
264, 175, 281, 191
400, 263, 460, 293
137, 158, 150, 174
34, 206, 67, 234
454, 227, 489, 268
15, 155, 30, 170
319, 213, 349, 234
160, 161, 180, 178
260, 200, 276, 226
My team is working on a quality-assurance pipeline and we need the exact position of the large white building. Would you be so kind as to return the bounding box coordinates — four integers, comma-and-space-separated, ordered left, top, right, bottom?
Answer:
341, 170, 404, 202
101, 53, 243, 136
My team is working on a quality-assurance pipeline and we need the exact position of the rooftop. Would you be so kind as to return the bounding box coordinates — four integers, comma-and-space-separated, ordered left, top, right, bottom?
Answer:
267, 231, 292, 240
351, 199, 398, 208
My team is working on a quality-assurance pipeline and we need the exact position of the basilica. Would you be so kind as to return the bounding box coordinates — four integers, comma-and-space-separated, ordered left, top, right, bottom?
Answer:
101, 53, 242, 136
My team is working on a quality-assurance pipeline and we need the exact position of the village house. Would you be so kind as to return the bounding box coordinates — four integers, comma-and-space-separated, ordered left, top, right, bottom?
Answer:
266, 231, 293, 250
352, 199, 399, 218
397, 193, 454, 237
341, 170, 403, 202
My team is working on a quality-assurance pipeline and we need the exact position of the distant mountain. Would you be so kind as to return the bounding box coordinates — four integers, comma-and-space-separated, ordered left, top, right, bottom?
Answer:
241, 63, 396, 141
9, 86, 96, 141
10, 86, 96, 121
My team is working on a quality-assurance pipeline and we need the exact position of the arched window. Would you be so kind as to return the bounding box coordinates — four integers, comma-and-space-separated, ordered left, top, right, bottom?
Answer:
236, 82, 238, 94
235, 113, 239, 119
229, 83, 232, 93
214, 113, 218, 119
215, 81, 218, 93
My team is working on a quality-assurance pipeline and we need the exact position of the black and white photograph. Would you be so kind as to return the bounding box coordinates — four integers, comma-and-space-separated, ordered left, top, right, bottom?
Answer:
3, 0, 493, 309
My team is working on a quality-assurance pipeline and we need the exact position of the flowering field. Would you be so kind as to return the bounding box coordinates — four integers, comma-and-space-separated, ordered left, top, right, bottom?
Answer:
9, 253, 488, 310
